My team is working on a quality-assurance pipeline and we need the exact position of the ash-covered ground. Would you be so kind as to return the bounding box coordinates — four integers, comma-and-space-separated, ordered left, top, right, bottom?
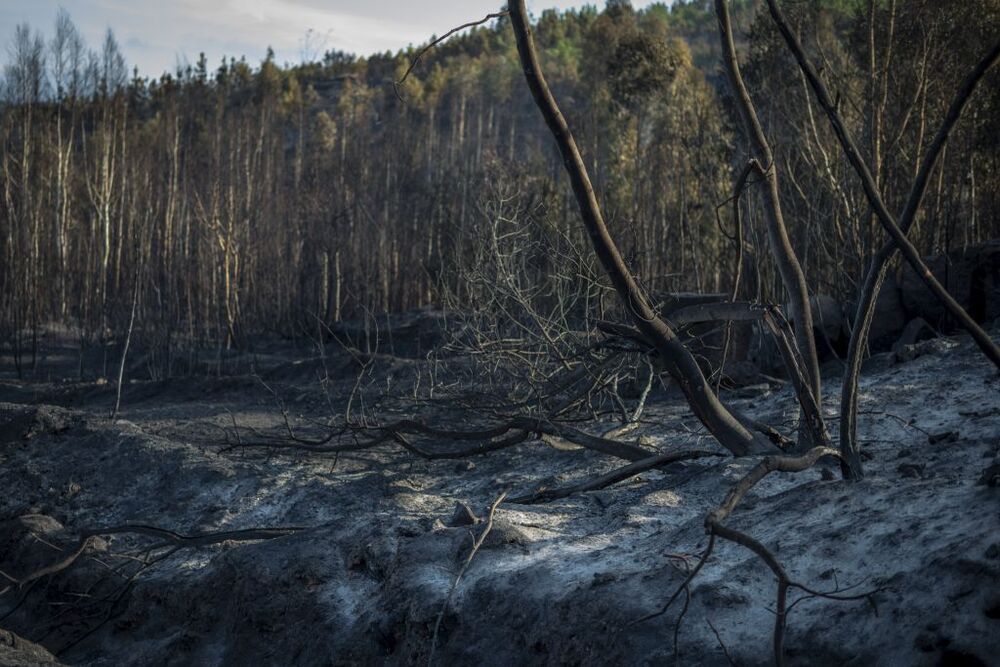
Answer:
1, 324, 999, 666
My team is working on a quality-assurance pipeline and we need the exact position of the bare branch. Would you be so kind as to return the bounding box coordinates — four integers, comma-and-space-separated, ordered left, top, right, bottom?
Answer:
394, 12, 509, 101
508, 450, 723, 504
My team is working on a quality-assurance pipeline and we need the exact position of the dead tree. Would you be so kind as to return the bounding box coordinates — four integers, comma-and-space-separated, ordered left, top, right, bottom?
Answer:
508, 0, 774, 458
761, 0, 1000, 478
715, 0, 822, 413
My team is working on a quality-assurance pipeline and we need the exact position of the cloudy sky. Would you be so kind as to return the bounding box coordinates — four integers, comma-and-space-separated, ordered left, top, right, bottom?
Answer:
1, 1, 659, 78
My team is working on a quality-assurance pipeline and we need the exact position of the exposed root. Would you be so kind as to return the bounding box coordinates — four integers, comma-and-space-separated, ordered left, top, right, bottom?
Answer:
704, 447, 878, 666
630, 446, 880, 665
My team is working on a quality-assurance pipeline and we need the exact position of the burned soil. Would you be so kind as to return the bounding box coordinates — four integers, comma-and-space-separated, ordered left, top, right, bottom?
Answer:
1, 326, 999, 666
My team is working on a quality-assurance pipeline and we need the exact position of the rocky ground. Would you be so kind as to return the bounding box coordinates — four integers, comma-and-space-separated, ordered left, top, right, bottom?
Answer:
1, 325, 999, 666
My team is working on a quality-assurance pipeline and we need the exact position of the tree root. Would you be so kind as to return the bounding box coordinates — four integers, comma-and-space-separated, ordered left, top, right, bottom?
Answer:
635, 447, 880, 666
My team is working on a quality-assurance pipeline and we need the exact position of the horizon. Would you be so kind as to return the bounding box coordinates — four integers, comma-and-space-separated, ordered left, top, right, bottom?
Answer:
1, 1, 665, 80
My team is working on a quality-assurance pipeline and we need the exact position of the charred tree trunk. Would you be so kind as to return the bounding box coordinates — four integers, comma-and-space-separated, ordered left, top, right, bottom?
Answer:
763, 0, 1000, 479
508, 0, 774, 457
716, 0, 822, 417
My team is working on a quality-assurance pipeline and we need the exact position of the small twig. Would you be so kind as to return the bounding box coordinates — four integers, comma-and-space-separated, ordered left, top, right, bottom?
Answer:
55, 545, 181, 656
707, 617, 738, 667
428, 489, 509, 665
251, 372, 298, 441
227, 409, 244, 453
111, 269, 140, 421
858, 409, 930, 437
633, 533, 716, 626
0, 524, 306, 595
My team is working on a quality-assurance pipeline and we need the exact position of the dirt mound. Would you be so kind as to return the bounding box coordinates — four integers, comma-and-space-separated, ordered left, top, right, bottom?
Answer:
0, 404, 82, 443
0, 629, 62, 667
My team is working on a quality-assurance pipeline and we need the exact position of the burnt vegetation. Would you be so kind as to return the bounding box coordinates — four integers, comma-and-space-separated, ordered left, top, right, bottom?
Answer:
1, 1, 1000, 665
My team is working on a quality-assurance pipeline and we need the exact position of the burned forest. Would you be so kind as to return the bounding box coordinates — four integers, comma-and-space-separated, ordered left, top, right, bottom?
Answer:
1, 0, 999, 665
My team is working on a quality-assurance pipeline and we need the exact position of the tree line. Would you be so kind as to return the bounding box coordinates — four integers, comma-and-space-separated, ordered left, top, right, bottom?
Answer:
1, 0, 998, 379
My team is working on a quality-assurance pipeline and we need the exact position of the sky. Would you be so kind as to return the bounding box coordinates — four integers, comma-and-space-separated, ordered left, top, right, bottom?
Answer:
1, 1, 660, 79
